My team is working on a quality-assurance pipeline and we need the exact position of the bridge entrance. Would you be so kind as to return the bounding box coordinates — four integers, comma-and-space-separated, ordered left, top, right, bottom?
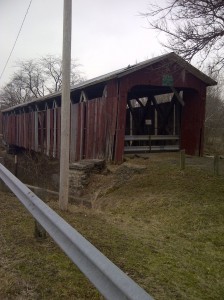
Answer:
124, 86, 183, 153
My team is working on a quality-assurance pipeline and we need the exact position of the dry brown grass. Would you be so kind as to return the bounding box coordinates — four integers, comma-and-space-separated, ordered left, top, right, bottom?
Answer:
0, 152, 224, 299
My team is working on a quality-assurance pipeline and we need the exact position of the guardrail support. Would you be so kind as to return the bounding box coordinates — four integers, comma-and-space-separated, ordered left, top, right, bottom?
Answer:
34, 220, 47, 240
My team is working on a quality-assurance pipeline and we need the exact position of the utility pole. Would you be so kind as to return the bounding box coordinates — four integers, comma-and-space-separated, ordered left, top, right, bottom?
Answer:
59, 0, 72, 210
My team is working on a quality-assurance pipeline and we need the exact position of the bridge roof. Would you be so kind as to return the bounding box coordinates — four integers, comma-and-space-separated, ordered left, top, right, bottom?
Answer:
2, 52, 216, 113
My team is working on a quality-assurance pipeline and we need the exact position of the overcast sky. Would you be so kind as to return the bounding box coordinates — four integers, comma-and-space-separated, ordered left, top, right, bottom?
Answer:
0, 0, 166, 87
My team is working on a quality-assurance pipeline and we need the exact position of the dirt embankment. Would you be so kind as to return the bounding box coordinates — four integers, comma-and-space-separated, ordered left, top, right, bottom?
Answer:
1, 146, 224, 205
0, 151, 224, 300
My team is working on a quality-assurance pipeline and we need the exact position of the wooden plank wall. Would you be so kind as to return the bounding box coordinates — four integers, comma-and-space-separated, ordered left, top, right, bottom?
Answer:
69, 96, 118, 162
104, 96, 118, 161
56, 107, 61, 159
85, 98, 105, 159
70, 103, 78, 162
2, 95, 119, 162
0, 111, 2, 135
70, 101, 85, 161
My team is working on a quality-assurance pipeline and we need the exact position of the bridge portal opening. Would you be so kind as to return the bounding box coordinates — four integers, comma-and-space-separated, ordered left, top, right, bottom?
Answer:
124, 85, 183, 153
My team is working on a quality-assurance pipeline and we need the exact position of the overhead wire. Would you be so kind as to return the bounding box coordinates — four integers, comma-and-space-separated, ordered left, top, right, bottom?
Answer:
0, 0, 33, 83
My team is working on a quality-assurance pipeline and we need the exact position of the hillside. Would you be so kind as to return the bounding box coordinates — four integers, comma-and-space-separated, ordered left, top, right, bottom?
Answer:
0, 153, 224, 299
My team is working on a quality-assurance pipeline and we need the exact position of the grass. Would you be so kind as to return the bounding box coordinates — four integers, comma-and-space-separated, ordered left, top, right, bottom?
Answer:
0, 153, 224, 299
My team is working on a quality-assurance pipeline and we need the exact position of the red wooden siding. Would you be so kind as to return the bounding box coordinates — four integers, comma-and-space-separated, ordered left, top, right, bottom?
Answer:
2, 54, 213, 162
181, 88, 206, 155
56, 107, 61, 159
70, 101, 85, 161
69, 97, 118, 162
0, 111, 2, 134
85, 98, 105, 159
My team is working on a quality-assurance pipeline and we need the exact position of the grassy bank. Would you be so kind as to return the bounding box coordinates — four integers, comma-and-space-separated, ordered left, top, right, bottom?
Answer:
0, 153, 224, 299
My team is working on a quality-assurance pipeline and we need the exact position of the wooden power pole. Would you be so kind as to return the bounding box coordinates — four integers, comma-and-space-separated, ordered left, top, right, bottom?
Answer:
59, 0, 72, 210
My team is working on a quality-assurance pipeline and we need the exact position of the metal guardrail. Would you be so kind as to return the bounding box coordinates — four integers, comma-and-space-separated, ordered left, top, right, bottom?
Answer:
0, 163, 154, 300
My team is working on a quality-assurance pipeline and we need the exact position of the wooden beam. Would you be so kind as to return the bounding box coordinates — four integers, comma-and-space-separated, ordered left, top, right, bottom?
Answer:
102, 85, 107, 98
139, 98, 151, 128
170, 87, 185, 106
127, 99, 141, 134
160, 99, 175, 134
149, 95, 165, 119
149, 95, 175, 135
135, 98, 144, 107
80, 90, 88, 102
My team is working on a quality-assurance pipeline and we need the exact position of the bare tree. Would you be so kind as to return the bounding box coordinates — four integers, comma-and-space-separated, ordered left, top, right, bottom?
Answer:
16, 59, 45, 98
142, 0, 224, 73
40, 55, 63, 93
40, 55, 83, 93
0, 55, 85, 107
205, 82, 224, 150
0, 72, 34, 107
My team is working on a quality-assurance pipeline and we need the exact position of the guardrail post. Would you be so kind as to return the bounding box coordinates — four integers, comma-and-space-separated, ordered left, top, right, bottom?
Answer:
180, 149, 185, 170
34, 220, 47, 240
214, 154, 220, 176
0, 177, 5, 191
14, 154, 18, 177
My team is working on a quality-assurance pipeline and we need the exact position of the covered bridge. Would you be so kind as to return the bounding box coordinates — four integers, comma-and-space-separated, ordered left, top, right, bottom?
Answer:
1, 52, 216, 163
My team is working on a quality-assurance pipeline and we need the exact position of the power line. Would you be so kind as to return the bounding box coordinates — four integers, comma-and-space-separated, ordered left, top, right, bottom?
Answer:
0, 0, 33, 83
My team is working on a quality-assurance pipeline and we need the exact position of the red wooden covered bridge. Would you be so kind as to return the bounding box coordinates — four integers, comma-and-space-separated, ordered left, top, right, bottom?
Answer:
1, 52, 216, 163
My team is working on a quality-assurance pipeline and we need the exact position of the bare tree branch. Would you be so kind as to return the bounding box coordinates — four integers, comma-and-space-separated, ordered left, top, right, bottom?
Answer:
142, 0, 224, 73
0, 55, 85, 107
